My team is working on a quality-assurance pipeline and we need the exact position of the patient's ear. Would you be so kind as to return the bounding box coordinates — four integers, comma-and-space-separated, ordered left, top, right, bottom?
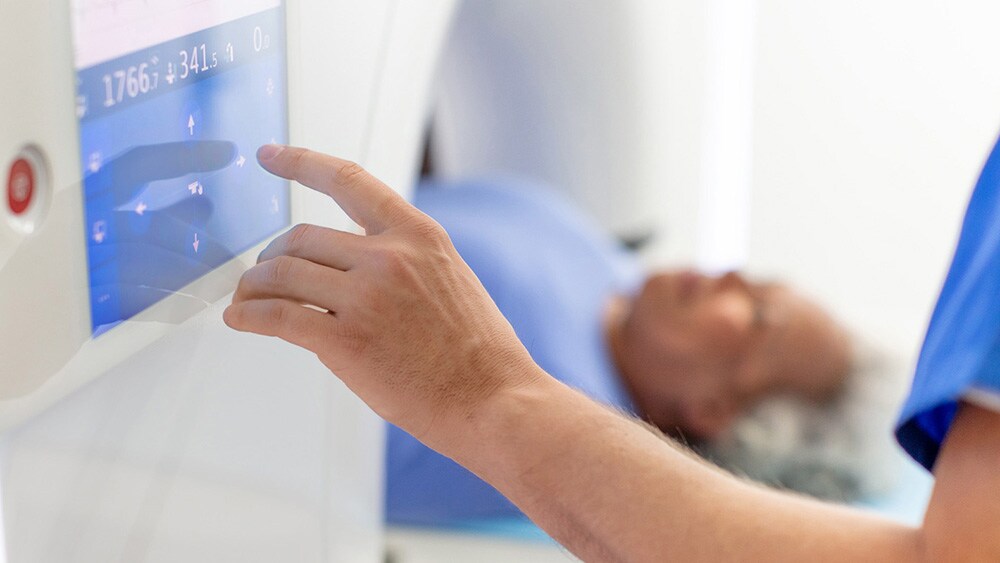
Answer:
682, 397, 737, 440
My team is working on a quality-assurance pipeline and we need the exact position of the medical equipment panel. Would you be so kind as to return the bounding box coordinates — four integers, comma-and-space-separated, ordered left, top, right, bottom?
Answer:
72, 3, 290, 335
0, 0, 456, 560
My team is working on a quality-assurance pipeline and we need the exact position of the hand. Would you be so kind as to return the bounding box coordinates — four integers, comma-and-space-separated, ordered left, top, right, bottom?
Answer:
224, 146, 542, 445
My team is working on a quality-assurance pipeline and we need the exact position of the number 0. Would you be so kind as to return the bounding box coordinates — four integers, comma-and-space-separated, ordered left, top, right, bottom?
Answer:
254, 27, 264, 52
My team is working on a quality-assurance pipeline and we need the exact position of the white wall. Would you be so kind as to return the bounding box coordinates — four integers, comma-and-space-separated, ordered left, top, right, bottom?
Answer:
433, 0, 1000, 361
745, 1, 1000, 358
644, 0, 1000, 359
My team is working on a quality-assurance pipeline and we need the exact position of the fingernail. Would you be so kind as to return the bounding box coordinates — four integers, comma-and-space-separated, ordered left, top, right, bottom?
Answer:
258, 144, 285, 161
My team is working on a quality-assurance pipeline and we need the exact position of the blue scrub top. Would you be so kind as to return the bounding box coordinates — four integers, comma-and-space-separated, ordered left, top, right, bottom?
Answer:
386, 178, 643, 525
896, 135, 1000, 471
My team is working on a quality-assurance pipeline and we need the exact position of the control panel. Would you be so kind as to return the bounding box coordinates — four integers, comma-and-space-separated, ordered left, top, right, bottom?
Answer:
0, 0, 296, 413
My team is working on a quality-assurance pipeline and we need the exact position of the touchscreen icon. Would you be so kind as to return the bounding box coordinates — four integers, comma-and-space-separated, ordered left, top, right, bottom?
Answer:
92, 220, 107, 244
88, 152, 103, 173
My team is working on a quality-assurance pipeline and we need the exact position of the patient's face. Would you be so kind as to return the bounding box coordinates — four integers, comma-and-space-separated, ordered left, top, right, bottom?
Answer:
621, 270, 849, 440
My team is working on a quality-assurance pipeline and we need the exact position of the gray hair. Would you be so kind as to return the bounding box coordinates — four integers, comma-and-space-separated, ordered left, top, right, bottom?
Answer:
699, 339, 909, 502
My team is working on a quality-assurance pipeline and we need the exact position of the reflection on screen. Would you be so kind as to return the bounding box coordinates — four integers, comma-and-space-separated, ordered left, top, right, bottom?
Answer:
71, 2, 289, 335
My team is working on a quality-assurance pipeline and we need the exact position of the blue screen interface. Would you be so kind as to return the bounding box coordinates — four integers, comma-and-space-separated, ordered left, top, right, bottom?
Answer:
74, 6, 289, 336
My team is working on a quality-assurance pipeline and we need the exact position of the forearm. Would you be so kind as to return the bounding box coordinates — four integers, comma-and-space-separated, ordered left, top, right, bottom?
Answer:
231, 147, 1000, 562
224, 147, 1000, 562
448, 372, 922, 563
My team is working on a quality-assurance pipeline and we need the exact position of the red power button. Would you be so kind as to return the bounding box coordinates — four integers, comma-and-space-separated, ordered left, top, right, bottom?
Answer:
7, 158, 35, 216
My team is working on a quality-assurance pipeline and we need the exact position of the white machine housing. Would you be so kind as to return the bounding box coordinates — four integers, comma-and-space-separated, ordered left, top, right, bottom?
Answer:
0, 1, 456, 561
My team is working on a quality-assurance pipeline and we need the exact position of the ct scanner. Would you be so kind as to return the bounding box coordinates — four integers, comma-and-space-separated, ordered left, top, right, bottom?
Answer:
0, 0, 677, 561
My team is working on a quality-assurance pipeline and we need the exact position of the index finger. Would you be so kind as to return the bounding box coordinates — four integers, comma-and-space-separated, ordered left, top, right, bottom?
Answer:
257, 145, 413, 234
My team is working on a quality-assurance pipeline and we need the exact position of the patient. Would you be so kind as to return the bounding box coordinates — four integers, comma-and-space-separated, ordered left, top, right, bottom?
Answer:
387, 178, 902, 526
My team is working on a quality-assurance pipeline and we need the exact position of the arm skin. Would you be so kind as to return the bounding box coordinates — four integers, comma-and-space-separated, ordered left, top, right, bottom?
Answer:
226, 146, 1000, 562
459, 376, 1000, 562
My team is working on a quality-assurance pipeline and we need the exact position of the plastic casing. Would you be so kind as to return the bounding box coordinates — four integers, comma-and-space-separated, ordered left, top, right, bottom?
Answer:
0, 1, 456, 561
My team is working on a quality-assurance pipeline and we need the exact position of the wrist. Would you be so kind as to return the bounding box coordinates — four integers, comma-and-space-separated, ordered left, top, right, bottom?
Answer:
449, 365, 587, 490
409, 341, 552, 452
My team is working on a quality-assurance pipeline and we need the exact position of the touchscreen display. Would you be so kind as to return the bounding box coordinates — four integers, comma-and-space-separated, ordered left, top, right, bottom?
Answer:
71, 1, 289, 335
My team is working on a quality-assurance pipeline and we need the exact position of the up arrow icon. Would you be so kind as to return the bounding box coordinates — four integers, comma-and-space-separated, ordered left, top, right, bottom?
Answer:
188, 115, 196, 136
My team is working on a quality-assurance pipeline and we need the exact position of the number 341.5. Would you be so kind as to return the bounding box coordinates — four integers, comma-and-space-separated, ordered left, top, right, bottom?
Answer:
179, 44, 220, 80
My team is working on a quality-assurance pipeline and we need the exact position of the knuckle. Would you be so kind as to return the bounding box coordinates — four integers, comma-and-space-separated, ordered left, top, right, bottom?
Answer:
404, 216, 450, 248
265, 255, 297, 288
286, 223, 315, 253
411, 216, 438, 236
373, 199, 408, 230
335, 160, 367, 186
373, 246, 410, 278
286, 147, 308, 170
263, 301, 288, 327
420, 219, 450, 245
